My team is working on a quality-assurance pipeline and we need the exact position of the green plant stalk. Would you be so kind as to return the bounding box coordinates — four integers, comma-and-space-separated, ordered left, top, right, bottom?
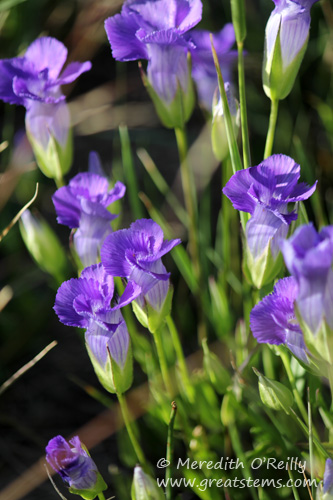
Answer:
228, 423, 258, 500
237, 41, 251, 168
152, 327, 174, 398
174, 126, 207, 341
279, 349, 308, 424
264, 98, 279, 159
119, 125, 144, 218
117, 392, 147, 469
308, 388, 315, 500
166, 315, 194, 402
211, 37, 243, 175
174, 127, 199, 277
166, 402, 177, 500
137, 147, 189, 226
287, 466, 301, 500
98, 493, 106, 500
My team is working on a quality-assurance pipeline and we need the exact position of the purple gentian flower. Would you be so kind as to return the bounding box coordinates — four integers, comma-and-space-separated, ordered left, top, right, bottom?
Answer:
323, 458, 333, 496
0, 37, 91, 165
52, 163, 126, 267
281, 224, 333, 335
185, 24, 237, 111
223, 154, 317, 259
104, 0, 202, 103
46, 435, 105, 493
54, 264, 138, 368
100, 219, 180, 312
250, 277, 307, 363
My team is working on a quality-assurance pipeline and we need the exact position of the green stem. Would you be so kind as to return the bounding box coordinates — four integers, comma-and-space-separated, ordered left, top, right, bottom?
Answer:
117, 392, 147, 468
264, 98, 279, 159
153, 327, 174, 398
174, 126, 207, 341
54, 176, 65, 189
237, 41, 251, 168
308, 388, 315, 500
98, 494, 106, 500
174, 127, 199, 274
279, 349, 308, 424
229, 423, 258, 500
166, 402, 177, 500
166, 316, 194, 402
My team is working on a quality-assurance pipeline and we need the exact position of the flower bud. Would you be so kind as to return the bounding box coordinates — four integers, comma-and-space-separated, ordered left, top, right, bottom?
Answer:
131, 465, 164, 500
253, 367, 294, 414
46, 435, 107, 500
19, 209, 68, 284
202, 339, 231, 394
211, 84, 239, 162
263, 0, 319, 101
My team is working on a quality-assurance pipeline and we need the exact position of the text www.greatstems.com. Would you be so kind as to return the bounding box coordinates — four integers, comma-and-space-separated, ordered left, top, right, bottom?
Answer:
156, 476, 319, 492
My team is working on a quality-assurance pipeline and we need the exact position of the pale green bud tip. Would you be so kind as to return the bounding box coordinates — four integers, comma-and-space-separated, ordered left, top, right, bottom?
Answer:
132, 466, 164, 500
253, 367, 294, 413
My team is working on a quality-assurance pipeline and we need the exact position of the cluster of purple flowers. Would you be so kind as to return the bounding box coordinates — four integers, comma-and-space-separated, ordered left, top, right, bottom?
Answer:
250, 223, 333, 362
53, 164, 180, 372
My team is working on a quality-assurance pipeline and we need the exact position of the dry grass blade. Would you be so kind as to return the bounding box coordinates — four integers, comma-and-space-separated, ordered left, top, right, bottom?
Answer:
0, 340, 58, 396
0, 183, 39, 242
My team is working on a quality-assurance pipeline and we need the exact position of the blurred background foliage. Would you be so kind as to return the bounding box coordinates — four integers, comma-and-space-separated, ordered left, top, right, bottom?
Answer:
0, 0, 332, 499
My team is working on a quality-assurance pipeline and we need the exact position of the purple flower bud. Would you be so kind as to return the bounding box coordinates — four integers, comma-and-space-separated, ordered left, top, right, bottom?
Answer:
281, 224, 333, 334
223, 154, 317, 260
263, 0, 319, 100
45, 435, 106, 495
250, 277, 307, 363
52, 165, 126, 267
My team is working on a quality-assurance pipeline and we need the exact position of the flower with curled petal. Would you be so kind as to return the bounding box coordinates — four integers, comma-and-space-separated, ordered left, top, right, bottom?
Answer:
0, 37, 91, 177
101, 219, 180, 317
223, 154, 317, 260
54, 264, 138, 393
104, 0, 202, 126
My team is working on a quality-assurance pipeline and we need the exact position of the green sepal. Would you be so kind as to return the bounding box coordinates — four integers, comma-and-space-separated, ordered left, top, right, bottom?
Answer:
263, 24, 309, 101
202, 339, 231, 394
19, 210, 68, 285
295, 306, 333, 375
253, 367, 294, 414
85, 339, 133, 395
69, 472, 107, 500
132, 286, 173, 334
131, 466, 164, 500
242, 237, 283, 289
139, 54, 195, 129
27, 126, 72, 180
230, 0, 247, 43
